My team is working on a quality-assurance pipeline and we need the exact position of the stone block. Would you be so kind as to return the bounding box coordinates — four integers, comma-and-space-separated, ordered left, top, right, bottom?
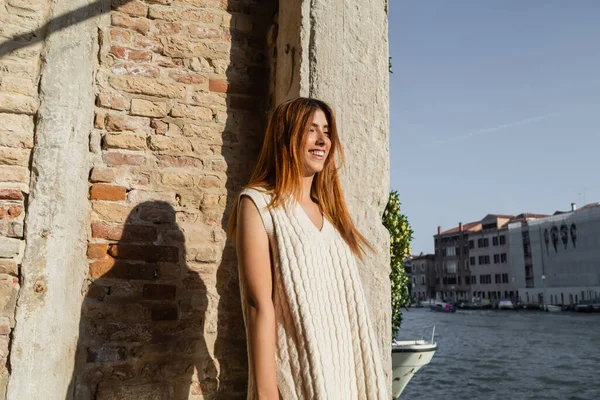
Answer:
0, 148, 30, 166
0, 166, 29, 184
147, 5, 218, 23
111, 13, 150, 35
109, 76, 185, 99
0, 189, 23, 201
0, 237, 20, 259
0, 260, 18, 275
170, 104, 213, 121
97, 92, 129, 110
105, 114, 151, 133
102, 151, 146, 166
109, 45, 152, 62
130, 99, 168, 118
103, 134, 147, 151
111, 0, 148, 18
92, 201, 134, 223
87, 243, 108, 259
0, 93, 39, 115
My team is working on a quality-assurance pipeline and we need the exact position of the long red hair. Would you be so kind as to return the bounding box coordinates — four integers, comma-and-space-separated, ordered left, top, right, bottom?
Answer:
227, 97, 373, 259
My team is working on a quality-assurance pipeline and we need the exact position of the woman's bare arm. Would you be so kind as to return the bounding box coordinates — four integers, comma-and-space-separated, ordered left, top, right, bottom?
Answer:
236, 196, 278, 398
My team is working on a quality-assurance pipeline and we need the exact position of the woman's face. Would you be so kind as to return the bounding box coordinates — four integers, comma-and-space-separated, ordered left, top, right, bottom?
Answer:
300, 109, 331, 177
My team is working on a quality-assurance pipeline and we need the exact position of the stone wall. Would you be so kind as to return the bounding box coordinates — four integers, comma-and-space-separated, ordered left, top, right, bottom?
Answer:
0, 0, 50, 396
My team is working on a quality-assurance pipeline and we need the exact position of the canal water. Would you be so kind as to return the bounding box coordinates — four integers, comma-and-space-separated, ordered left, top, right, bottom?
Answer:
397, 308, 600, 399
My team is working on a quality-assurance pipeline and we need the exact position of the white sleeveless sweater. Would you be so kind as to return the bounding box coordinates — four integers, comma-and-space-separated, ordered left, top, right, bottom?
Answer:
238, 188, 388, 399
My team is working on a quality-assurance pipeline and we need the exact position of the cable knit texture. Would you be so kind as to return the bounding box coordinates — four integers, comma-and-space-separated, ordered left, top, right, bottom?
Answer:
238, 188, 388, 399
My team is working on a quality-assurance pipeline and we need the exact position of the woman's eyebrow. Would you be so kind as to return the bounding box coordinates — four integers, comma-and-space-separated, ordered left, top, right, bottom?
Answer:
311, 123, 329, 129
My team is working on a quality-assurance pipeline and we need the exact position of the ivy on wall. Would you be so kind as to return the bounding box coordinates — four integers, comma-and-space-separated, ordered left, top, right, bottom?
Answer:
382, 190, 413, 338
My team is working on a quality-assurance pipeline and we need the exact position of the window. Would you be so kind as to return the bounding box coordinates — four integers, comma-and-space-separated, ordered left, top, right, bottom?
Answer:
484, 255, 490, 264
493, 236, 499, 246
470, 256, 475, 266
478, 255, 484, 264
421, 264, 425, 272
447, 261, 457, 274
477, 238, 483, 248
471, 276, 476, 284
495, 274, 501, 284
502, 273, 509, 283
500, 235, 506, 245
446, 247, 456, 256
493, 254, 500, 264
479, 275, 484, 284
469, 240, 474, 249
501, 253, 507, 263
412, 277, 416, 285
483, 238, 489, 247
456, 246, 461, 256
421, 275, 425, 285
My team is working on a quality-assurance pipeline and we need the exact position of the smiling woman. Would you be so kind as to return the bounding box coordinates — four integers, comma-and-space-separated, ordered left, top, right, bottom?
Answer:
227, 97, 388, 399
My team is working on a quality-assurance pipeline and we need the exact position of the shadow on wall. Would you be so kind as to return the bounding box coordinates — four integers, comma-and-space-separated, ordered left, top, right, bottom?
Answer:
70, 201, 218, 399
0, 0, 136, 58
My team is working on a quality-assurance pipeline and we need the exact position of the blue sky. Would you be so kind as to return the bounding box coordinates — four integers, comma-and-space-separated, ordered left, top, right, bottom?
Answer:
389, 1, 600, 254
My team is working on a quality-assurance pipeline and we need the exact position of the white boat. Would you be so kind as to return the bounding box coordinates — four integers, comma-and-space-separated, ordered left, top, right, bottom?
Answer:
498, 299, 515, 310
544, 304, 562, 312
392, 326, 437, 399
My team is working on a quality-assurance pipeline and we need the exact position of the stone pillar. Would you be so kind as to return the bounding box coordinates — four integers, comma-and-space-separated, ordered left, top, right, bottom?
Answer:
7, 0, 97, 398
276, 0, 392, 390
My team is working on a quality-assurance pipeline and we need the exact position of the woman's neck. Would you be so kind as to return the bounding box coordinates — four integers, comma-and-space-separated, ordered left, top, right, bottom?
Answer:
300, 174, 315, 203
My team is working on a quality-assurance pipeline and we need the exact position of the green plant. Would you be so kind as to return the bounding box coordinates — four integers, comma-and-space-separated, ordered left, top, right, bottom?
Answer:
382, 191, 413, 338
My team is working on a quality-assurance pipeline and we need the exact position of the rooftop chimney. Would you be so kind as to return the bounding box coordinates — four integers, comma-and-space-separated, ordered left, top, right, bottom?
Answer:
459, 222, 463, 231
437, 226, 441, 235
571, 203, 577, 211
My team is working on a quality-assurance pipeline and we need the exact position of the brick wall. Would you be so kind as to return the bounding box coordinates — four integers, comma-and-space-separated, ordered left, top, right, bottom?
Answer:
0, 0, 50, 397
74, 0, 275, 398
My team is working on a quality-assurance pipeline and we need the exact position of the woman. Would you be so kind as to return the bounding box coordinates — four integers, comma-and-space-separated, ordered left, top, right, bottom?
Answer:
228, 97, 388, 399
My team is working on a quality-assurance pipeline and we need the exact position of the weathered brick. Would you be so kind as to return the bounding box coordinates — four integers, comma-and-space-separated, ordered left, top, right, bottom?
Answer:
91, 202, 133, 223
153, 21, 181, 35
0, 132, 33, 149
174, 0, 220, 7
162, 37, 228, 58
156, 154, 203, 168
182, 124, 222, 144
187, 245, 219, 263
109, 45, 151, 62
108, 27, 132, 44
231, 12, 253, 31
91, 222, 158, 242
148, 5, 218, 23
103, 133, 147, 151
97, 92, 129, 110
87, 346, 127, 363
150, 304, 178, 321
0, 166, 29, 183
0, 260, 18, 275
95, 112, 106, 129
132, 35, 163, 53
106, 114, 151, 133
87, 243, 108, 259
151, 119, 168, 135
142, 283, 176, 300
208, 79, 228, 93
108, 244, 179, 262
90, 167, 117, 183
160, 172, 195, 188
0, 189, 23, 201
198, 175, 222, 189
0, 204, 23, 219
111, 0, 148, 18
86, 282, 110, 299
111, 13, 150, 35
111, 62, 160, 78
0, 75, 38, 97
0, 220, 24, 238
137, 204, 175, 223
95, 322, 152, 342
0, 93, 38, 115
96, 382, 172, 400
90, 259, 158, 280
187, 24, 222, 39
109, 75, 185, 99
130, 99, 168, 118
90, 184, 127, 201
0, 148, 30, 166
169, 71, 207, 85
170, 104, 212, 121
127, 190, 176, 204
0, 237, 21, 258
148, 136, 192, 153
229, 95, 261, 111
103, 151, 146, 166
